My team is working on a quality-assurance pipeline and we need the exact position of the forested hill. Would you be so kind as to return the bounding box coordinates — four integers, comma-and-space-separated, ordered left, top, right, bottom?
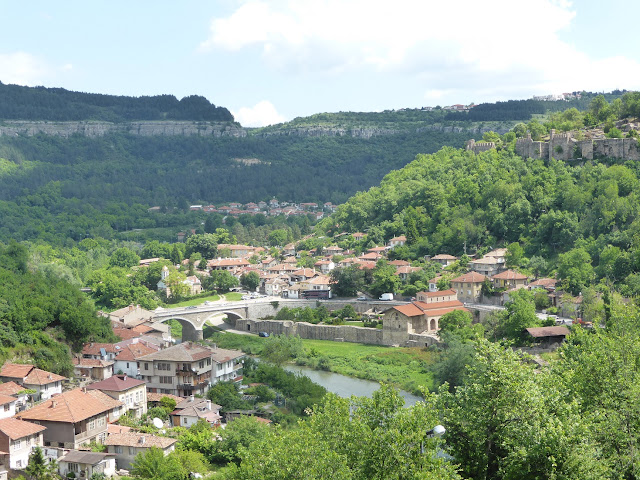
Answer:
0, 82, 234, 122
322, 146, 640, 296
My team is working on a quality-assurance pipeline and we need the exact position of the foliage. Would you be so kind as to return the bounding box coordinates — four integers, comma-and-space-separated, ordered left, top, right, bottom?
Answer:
131, 446, 209, 480
25, 447, 58, 480
226, 386, 460, 480
206, 381, 250, 411
239, 271, 260, 291
204, 270, 239, 293
260, 334, 303, 365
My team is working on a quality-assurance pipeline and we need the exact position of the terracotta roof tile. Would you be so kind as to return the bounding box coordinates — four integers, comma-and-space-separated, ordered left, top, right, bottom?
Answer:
0, 364, 33, 379
451, 272, 487, 283
114, 343, 157, 362
17, 388, 116, 423
0, 382, 26, 396
138, 342, 215, 363
86, 375, 145, 392
0, 394, 16, 406
0, 418, 46, 439
491, 269, 528, 280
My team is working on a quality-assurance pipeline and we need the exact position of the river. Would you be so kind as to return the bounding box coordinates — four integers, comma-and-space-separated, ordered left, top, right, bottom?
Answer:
284, 364, 423, 407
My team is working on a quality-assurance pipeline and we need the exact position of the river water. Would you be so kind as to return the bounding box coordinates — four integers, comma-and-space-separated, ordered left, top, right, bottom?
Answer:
284, 364, 423, 407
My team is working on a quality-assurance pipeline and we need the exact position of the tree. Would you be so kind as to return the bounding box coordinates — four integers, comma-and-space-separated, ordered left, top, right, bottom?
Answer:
185, 234, 218, 260
227, 386, 460, 480
497, 288, 539, 342
370, 261, 402, 298
268, 229, 289, 246
557, 247, 594, 296
329, 265, 366, 297
240, 271, 260, 291
439, 340, 609, 480
205, 270, 239, 293
25, 447, 57, 480
261, 334, 303, 365
438, 310, 474, 337
108, 247, 140, 268
505, 242, 524, 268
207, 381, 248, 411
214, 415, 271, 464
131, 447, 182, 480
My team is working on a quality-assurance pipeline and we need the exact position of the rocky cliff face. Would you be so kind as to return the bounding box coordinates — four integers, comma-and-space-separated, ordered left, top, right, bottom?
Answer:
0, 120, 247, 138
255, 126, 401, 139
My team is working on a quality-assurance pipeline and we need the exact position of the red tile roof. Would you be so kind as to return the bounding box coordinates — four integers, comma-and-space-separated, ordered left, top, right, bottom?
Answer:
105, 432, 176, 449
491, 269, 528, 280
526, 326, 570, 338
0, 418, 46, 439
114, 343, 157, 362
0, 382, 25, 396
451, 272, 487, 283
17, 388, 114, 423
86, 375, 145, 392
0, 364, 33, 379
0, 364, 66, 385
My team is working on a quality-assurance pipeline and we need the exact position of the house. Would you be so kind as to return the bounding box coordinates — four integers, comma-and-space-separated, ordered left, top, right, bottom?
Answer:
85, 389, 126, 424
210, 348, 245, 384
324, 246, 344, 256
86, 375, 147, 419
170, 397, 221, 428
0, 382, 28, 411
146, 393, 183, 409
283, 283, 304, 299
105, 432, 176, 470
113, 342, 157, 378
525, 326, 570, 347
82, 343, 120, 362
470, 255, 504, 277
298, 275, 332, 298
16, 388, 116, 449
217, 244, 259, 258
427, 276, 442, 293
72, 358, 114, 381
157, 266, 202, 297
106, 304, 154, 328
57, 450, 116, 478
264, 278, 287, 297
0, 418, 46, 469
313, 259, 335, 274
529, 278, 558, 292
431, 254, 458, 267
491, 270, 528, 290
0, 364, 66, 401
207, 258, 251, 271
290, 268, 317, 282
451, 272, 488, 303
382, 296, 468, 345
415, 290, 457, 304
388, 236, 407, 248
0, 395, 16, 420
395, 265, 421, 281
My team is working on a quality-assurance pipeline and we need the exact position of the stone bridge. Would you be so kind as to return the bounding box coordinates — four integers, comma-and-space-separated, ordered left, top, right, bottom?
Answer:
152, 298, 403, 341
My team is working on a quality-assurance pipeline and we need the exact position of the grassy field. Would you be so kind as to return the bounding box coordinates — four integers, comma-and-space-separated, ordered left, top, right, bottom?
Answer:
204, 331, 435, 395
225, 292, 243, 301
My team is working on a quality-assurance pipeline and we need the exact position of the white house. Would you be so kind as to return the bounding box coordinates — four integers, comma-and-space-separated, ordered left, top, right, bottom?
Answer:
0, 418, 46, 469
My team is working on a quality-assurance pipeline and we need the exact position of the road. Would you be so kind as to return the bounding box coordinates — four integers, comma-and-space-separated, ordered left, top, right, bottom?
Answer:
465, 302, 573, 325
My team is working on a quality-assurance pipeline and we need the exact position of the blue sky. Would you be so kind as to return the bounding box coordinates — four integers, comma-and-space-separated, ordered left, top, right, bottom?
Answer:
1, 0, 639, 127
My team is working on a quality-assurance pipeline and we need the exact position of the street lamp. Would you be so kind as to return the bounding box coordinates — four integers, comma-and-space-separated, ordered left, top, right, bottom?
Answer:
422, 425, 445, 454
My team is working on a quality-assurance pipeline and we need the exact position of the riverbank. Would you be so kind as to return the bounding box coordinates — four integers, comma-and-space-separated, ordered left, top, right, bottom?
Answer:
206, 331, 435, 394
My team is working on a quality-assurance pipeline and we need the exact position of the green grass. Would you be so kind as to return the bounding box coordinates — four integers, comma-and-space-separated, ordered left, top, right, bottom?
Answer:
167, 294, 220, 307
297, 338, 435, 394
224, 292, 243, 301
203, 331, 435, 395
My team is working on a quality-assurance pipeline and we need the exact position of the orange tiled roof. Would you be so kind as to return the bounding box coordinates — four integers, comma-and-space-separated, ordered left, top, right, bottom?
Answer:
17, 388, 114, 423
0, 418, 46, 440
115, 343, 157, 362
491, 269, 528, 280
0, 382, 25, 396
0, 364, 34, 379
451, 272, 487, 283
105, 432, 176, 449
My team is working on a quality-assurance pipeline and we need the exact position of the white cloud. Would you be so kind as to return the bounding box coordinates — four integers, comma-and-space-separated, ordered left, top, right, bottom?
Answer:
0, 52, 50, 85
201, 1, 640, 105
232, 100, 286, 127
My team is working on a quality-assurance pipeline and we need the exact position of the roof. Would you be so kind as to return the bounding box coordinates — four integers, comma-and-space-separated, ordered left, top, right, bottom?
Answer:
81, 343, 119, 356
114, 343, 157, 362
86, 375, 145, 392
73, 358, 114, 368
59, 450, 113, 465
392, 304, 425, 317
211, 348, 244, 364
418, 289, 457, 298
388, 260, 410, 267
105, 432, 177, 449
451, 272, 487, 283
0, 382, 26, 396
108, 424, 133, 434
389, 300, 466, 318
491, 269, 528, 280
530, 278, 558, 288
0, 364, 33, 379
137, 342, 215, 363
17, 388, 116, 423
471, 256, 502, 265
526, 326, 570, 338
0, 418, 46, 440
147, 393, 183, 404
432, 254, 458, 260
86, 389, 125, 411
0, 394, 17, 406
0, 364, 66, 385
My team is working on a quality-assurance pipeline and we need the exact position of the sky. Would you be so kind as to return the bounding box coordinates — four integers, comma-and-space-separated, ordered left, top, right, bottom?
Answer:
1, 0, 640, 127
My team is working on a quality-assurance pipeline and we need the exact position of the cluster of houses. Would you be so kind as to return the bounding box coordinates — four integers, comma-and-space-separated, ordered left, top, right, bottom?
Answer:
0, 304, 247, 478
150, 198, 337, 221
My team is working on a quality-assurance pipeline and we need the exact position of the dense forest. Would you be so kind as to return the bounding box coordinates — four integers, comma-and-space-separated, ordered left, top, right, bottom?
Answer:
0, 130, 469, 244
323, 145, 640, 296
0, 82, 233, 122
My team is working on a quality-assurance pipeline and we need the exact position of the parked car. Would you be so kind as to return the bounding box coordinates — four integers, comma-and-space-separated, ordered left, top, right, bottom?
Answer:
357, 296, 367, 301
258, 331, 270, 337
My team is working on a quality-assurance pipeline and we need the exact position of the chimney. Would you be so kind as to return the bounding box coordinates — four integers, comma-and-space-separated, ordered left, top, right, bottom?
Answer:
51, 400, 57, 408
189, 395, 195, 403
138, 436, 146, 445
206, 400, 212, 411
123, 374, 127, 381
82, 387, 87, 393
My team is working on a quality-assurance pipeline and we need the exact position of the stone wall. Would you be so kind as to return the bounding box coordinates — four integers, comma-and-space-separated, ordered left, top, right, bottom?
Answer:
234, 318, 383, 344
465, 139, 496, 154
515, 130, 640, 162
0, 120, 247, 138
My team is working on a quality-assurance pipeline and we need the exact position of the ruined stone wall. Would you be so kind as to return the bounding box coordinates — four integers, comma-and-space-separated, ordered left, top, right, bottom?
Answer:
593, 137, 640, 160
234, 319, 383, 344
465, 139, 496, 154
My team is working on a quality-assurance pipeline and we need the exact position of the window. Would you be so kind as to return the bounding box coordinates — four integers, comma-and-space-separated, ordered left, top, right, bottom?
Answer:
69, 463, 79, 472
199, 361, 204, 369
144, 363, 149, 371
126, 363, 130, 368
98, 416, 105, 427
206, 358, 211, 366
16, 460, 22, 468
4, 404, 9, 412
13, 440, 21, 450
88, 419, 95, 430
159, 376, 172, 384
129, 447, 135, 455
115, 446, 123, 454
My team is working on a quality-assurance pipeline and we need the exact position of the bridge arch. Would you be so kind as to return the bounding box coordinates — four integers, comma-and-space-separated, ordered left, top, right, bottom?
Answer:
155, 316, 202, 342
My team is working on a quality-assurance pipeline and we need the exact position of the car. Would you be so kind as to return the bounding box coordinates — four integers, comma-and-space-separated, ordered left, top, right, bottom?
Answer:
357, 296, 367, 301
185, 305, 197, 309
258, 331, 270, 337
242, 295, 250, 300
